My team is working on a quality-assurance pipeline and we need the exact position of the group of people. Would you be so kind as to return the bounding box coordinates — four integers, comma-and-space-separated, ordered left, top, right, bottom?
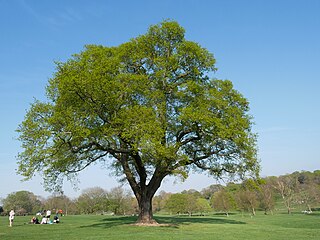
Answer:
31, 209, 60, 224
8, 209, 61, 227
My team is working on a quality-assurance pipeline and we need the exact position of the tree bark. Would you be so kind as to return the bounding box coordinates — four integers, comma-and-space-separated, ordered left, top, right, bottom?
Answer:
136, 193, 157, 224
134, 168, 166, 225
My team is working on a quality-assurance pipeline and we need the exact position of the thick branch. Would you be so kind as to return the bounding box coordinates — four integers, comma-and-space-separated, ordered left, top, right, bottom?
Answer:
131, 152, 147, 186
180, 135, 201, 145
147, 167, 168, 198
119, 153, 141, 200
177, 124, 201, 144
175, 72, 189, 80
176, 128, 193, 142
120, 137, 147, 186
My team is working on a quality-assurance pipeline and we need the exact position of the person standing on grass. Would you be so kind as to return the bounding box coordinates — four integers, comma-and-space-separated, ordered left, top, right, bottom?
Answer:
9, 209, 15, 227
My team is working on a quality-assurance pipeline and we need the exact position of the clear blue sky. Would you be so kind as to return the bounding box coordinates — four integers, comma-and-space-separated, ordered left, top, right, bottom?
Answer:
1, 0, 319, 199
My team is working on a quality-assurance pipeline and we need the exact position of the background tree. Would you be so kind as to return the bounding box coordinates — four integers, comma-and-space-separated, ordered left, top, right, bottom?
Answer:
196, 198, 212, 215
2, 191, 42, 215
258, 178, 275, 215
181, 189, 202, 198
152, 190, 171, 213
210, 188, 236, 216
195, 198, 212, 215
76, 187, 108, 214
106, 186, 133, 215
293, 172, 320, 212
16, 20, 259, 224
312, 170, 320, 185
235, 189, 258, 216
185, 194, 198, 216
297, 183, 319, 212
201, 184, 223, 200
271, 175, 297, 214
235, 179, 259, 216
44, 194, 75, 215
165, 193, 189, 215
129, 196, 139, 215
225, 182, 242, 194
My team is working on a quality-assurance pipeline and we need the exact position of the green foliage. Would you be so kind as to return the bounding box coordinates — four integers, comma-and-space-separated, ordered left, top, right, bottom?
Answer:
2, 191, 42, 215
44, 194, 77, 215
225, 182, 242, 193
242, 178, 261, 191
74, 186, 135, 215
76, 187, 108, 214
106, 186, 135, 215
195, 198, 212, 214
17, 20, 258, 189
200, 184, 223, 200
269, 171, 320, 213
165, 193, 211, 216
165, 193, 189, 214
210, 189, 236, 215
235, 189, 259, 215
258, 181, 275, 214
152, 191, 171, 212
16, 20, 259, 222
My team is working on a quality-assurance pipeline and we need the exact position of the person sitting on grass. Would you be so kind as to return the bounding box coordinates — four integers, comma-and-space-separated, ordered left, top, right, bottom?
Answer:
30, 216, 40, 224
53, 214, 60, 223
40, 216, 47, 224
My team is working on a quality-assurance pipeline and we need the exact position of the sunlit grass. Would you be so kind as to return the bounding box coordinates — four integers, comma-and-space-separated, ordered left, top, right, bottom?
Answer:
0, 211, 319, 240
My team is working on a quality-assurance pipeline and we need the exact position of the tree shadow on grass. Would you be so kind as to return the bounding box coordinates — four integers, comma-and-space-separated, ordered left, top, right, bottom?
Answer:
155, 215, 246, 226
79, 215, 246, 229
79, 216, 136, 229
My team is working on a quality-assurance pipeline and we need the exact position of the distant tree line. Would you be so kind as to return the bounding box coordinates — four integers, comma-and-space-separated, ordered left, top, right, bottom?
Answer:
0, 186, 137, 216
1, 170, 320, 216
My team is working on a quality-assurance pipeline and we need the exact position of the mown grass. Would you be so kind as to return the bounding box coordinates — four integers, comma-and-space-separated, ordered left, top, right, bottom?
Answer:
0, 212, 319, 240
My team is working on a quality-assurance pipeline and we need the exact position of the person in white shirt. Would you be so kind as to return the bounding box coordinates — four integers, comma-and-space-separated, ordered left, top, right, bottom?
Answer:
41, 216, 48, 224
9, 209, 15, 227
46, 209, 51, 220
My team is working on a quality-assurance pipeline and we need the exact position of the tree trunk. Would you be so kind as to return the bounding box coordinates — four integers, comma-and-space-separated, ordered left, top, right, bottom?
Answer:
307, 204, 312, 212
251, 207, 256, 216
120, 149, 165, 225
137, 193, 157, 224
287, 207, 291, 214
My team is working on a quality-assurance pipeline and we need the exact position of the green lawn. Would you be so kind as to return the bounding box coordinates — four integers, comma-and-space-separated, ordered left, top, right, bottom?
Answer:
0, 212, 319, 240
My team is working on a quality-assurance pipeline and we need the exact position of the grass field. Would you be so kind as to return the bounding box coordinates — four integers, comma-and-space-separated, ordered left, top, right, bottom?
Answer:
0, 212, 319, 240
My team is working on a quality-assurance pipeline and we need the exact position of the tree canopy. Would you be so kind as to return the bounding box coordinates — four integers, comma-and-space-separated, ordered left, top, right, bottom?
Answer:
2, 191, 42, 215
17, 20, 259, 224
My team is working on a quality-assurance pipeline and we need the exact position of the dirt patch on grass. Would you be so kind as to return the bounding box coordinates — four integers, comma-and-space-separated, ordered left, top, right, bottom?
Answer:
131, 222, 176, 227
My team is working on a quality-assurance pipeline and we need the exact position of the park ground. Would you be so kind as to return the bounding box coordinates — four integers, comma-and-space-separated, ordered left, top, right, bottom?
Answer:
0, 212, 319, 240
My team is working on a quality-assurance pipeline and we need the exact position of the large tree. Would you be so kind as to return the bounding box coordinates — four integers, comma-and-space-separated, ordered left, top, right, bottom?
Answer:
17, 21, 258, 224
